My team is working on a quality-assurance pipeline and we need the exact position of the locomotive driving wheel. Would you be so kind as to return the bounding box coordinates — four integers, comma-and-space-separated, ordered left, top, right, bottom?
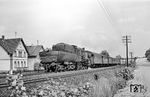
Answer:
67, 64, 76, 70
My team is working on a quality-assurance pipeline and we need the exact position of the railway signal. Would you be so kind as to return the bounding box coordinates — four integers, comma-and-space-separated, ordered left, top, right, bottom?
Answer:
122, 35, 131, 67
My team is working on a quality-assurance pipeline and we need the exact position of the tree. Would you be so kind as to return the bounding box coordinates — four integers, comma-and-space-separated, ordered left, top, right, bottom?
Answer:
145, 48, 150, 57
116, 55, 122, 64
116, 55, 121, 59
145, 48, 150, 61
100, 50, 110, 57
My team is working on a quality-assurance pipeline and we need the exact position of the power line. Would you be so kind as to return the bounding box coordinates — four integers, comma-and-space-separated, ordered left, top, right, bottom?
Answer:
96, 0, 122, 35
96, 0, 134, 59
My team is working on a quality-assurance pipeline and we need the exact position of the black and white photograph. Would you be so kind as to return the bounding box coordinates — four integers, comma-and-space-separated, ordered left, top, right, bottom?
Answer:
0, 0, 150, 97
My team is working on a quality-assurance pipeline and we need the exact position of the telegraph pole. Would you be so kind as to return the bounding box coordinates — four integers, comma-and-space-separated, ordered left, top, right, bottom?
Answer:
122, 35, 131, 67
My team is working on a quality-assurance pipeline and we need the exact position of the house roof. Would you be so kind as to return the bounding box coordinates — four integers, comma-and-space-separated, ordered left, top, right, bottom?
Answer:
27, 45, 44, 57
0, 38, 29, 55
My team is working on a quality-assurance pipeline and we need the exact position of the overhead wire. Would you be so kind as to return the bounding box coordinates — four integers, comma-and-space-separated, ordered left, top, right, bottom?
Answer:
96, 0, 126, 57
96, 0, 122, 36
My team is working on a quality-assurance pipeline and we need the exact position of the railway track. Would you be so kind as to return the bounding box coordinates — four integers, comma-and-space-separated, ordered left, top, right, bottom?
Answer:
0, 65, 121, 88
0, 71, 45, 78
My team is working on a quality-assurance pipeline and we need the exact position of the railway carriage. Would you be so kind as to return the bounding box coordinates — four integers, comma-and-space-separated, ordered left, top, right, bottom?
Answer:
90, 53, 116, 68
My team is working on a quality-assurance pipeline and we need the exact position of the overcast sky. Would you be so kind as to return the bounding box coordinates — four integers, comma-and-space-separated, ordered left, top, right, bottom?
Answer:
0, 0, 149, 57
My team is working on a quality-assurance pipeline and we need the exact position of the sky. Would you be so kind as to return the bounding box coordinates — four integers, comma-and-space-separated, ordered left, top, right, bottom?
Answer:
0, 0, 150, 57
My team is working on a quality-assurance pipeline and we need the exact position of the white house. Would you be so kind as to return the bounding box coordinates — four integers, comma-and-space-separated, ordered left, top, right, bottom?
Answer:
0, 36, 29, 72
27, 45, 44, 70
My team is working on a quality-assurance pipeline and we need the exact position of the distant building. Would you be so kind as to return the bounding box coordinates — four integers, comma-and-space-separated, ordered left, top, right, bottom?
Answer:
0, 36, 28, 72
27, 45, 44, 70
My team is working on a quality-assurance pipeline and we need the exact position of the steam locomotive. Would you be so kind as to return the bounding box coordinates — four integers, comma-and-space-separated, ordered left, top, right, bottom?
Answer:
40, 43, 120, 72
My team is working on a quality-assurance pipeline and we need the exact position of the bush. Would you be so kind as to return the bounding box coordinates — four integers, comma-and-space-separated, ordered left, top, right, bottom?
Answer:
115, 68, 134, 81
115, 68, 134, 91
6, 73, 27, 97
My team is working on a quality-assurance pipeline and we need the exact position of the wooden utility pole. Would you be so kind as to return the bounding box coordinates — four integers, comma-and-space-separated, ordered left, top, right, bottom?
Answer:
122, 35, 131, 67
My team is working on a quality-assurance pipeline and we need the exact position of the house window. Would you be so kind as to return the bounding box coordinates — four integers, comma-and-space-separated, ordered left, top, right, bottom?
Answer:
21, 61, 23, 67
24, 61, 27, 67
14, 61, 17, 67
24, 52, 26, 57
18, 51, 22, 57
14, 51, 17, 57
18, 61, 20, 67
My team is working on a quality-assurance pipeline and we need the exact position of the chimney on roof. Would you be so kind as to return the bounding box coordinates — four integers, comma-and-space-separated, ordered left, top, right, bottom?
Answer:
37, 40, 39, 45
2, 35, 5, 40
82, 48, 85, 51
